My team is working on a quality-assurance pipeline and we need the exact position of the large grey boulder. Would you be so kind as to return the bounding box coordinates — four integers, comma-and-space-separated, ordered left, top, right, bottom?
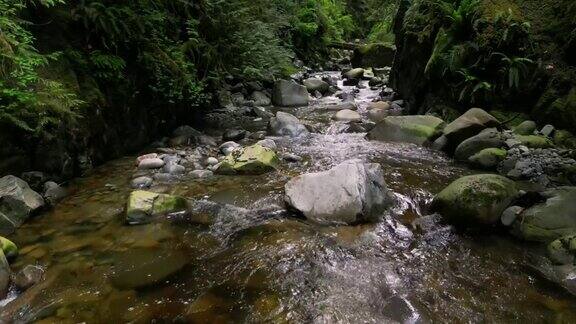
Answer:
0, 175, 45, 235
367, 115, 445, 145
454, 128, 505, 161
431, 174, 519, 226
303, 78, 329, 94
272, 80, 309, 107
268, 112, 310, 137
512, 187, 576, 242
442, 108, 500, 150
284, 160, 392, 224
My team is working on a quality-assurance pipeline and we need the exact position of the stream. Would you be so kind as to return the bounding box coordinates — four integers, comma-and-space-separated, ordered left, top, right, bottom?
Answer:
2, 72, 576, 323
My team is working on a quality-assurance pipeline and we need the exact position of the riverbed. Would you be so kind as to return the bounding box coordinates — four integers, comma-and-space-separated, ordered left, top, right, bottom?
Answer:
2, 73, 576, 323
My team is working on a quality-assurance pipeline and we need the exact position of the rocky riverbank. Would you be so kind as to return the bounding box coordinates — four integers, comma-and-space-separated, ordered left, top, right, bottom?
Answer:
2, 50, 576, 321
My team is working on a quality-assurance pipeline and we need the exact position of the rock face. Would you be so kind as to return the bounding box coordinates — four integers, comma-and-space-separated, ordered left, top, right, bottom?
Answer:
268, 112, 310, 137
351, 43, 396, 68
0, 175, 45, 235
512, 187, 576, 242
367, 115, 445, 145
284, 160, 392, 224
126, 191, 188, 225
431, 174, 519, 226
216, 145, 280, 175
303, 78, 329, 94
454, 128, 505, 161
442, 108, 500, 150
272, 80, 309, 107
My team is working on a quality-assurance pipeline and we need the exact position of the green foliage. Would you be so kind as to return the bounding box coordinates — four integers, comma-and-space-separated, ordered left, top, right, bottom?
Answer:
415, 0, 535, 105
0, 0, 81, 135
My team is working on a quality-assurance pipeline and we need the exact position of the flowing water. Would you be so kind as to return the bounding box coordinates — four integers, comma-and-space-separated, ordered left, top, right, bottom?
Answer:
2, 73, 576, 323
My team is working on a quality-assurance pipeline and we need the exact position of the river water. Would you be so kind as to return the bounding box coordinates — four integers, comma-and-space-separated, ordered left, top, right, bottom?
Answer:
2, 73, 576, 323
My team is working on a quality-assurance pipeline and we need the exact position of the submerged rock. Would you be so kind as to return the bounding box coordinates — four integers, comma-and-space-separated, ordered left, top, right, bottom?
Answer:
512, 187, 576, 242
125, 191, 188, 225
268, 112, 310, 137
367, 115, 445, 145
110, 248, 188, 289
431, 174, 519, 226
0, 175, 45, 235
215, 145, 280, 175
13, 265, 45, 290
272, 80, 309, 107
284, 159, 392, 224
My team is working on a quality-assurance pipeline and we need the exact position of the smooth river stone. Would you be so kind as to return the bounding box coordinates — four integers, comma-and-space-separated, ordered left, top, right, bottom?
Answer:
111, 248, 188, 289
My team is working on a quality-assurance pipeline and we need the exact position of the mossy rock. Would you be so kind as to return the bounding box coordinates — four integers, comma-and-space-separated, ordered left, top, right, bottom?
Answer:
351, 43, 396, 68
0, 237, 17, 259
513, 120, 537, 136
515, 135, 554, 148
513, 187, 576, 242
548, 234, 576, 265
216, 145, 280, 175
126, 191, 188, 225
468, 148, 507, 170
367, 115, 445, 145
554, 130, 576, 149
431, 174, 518, 226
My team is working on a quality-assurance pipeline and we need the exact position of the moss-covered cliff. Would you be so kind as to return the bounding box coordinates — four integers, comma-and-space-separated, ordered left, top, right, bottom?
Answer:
391, 0, 576, 128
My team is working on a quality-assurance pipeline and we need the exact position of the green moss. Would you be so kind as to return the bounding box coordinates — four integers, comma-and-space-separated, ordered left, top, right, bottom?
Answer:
216, 145, 279, 175
432, 174, 518, 226
515, 135, 554, 148
0, 237, 17, 258
554, 130, 576, 149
